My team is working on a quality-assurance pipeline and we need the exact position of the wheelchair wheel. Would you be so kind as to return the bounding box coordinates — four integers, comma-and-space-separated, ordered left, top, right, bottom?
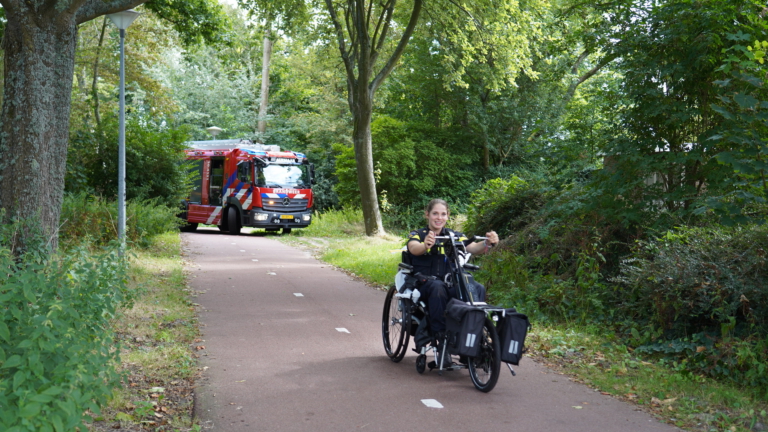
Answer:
416, 354, 426, 374
468, 318, 501, 393
382, 286, 410, 362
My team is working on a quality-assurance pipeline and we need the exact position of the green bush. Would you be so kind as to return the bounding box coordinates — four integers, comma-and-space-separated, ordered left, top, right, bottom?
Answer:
610, 224, 768, 389
0, 241, 131, 431
614, 225, 768, 336
66, 115, 194, 203
332, 116, 480, 212
0, 211, 53, 265
59, 193, 180, 249
477, 244, 611, 324
464, 176, 544, 238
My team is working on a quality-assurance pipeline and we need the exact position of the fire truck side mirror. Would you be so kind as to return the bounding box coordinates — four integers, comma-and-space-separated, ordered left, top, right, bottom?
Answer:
310, 163, 316, 185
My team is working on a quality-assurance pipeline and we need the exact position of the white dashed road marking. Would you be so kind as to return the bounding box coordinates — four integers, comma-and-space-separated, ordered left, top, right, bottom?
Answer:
421, 399, 443, 409
335, 328, 350, 334
293, 293, 304, 297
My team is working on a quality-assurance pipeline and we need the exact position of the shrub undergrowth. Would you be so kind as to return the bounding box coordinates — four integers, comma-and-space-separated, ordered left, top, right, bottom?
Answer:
613, 224, 768, 391
1, 197, 188, 431
60, 192, 180, 249
0, 220, 131, 432
471, 172, 768, 393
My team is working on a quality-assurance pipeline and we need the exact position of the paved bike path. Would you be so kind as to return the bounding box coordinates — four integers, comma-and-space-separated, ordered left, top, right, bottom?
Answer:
184, 230, 679, 432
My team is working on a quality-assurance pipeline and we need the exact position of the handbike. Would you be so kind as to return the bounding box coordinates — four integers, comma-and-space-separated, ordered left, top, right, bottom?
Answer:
381, 232, 517, 393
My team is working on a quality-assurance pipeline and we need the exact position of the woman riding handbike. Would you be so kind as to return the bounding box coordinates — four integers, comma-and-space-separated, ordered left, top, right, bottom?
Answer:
382, 199, 510, 392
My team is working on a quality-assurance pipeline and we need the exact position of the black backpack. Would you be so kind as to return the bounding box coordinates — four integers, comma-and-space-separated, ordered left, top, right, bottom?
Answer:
444, 298, 486, 357
498, 309, 531, 365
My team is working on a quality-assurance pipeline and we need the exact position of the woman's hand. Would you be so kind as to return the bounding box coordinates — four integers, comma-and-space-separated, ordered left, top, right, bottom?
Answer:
467, 230, 499, 255
424, 231, 436, 250
408, 230, 436, 255
485, 231, 499, 246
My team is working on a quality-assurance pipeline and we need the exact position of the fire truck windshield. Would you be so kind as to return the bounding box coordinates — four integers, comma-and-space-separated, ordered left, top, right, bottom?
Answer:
259, 164, 311, 189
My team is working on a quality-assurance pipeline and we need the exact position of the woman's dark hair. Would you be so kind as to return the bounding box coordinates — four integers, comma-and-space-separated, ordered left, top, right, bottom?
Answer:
425, 199, 449, 215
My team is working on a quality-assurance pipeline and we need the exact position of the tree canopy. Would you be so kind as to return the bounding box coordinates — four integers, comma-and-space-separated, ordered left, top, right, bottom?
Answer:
1, 0, 766, 245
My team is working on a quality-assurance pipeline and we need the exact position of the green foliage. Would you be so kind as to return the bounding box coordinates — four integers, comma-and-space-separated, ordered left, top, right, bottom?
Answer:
333, 116, 480, 220
145, 0, 233, 47
477, 241, 610, 324
424, 0, 544, 91
236, 0, 309, 35
609, 224, 768, 388
592, 0, 762, 228
634, 329, 768, 390
59, 193, 181, 250
701, 14, 768, 224
0, 210, 53, 264
321, 236, 404, 287
0, 239, 131, 432
153, 44, 260, 141
67, 115, 195, 203
332, 143, 360, 207
614, 225, 768, 337
464, 176, 543, 238
296, 208, 365, 237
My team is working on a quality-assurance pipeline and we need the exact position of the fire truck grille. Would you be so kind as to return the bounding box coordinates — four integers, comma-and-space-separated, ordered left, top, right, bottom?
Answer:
263, 198, 309, 212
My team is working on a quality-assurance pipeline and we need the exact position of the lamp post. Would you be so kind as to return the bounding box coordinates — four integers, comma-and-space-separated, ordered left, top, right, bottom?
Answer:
107, 9, 140, 250
206, 126, 223, 140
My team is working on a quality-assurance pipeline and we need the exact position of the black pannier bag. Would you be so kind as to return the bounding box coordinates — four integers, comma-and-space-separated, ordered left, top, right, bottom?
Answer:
444, 298, 486, 357
498, 309, 530, 365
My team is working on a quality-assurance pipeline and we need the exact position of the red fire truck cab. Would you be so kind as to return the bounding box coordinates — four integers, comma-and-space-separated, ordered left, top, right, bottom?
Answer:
179, 139, 314, 234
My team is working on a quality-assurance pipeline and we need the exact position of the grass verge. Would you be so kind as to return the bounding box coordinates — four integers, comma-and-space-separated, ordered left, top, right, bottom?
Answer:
89, 232, 201, 432
280, 209, 768, 432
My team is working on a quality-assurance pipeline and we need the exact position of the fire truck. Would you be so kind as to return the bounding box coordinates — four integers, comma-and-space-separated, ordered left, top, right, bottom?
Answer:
179, 139, 315, 234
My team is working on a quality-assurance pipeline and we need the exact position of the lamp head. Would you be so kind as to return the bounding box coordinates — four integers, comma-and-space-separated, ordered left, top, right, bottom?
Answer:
107, 9, 140, 30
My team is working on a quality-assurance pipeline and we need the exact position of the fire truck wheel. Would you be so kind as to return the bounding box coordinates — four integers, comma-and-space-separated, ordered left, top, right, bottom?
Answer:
227, 207, 241, 235
282, 228, 292, 234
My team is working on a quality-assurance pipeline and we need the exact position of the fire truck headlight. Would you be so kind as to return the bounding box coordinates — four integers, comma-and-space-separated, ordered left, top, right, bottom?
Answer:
302, 214, 311, 221
254, 213, 269, 221
268, 200, 275, 205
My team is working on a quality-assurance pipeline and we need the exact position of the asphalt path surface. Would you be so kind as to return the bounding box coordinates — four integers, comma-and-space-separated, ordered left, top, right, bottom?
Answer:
184, 229, 679, 432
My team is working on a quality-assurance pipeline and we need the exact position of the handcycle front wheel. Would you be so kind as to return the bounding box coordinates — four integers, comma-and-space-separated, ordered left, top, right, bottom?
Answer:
382, 286, 410, 362
468, 318, 501, 392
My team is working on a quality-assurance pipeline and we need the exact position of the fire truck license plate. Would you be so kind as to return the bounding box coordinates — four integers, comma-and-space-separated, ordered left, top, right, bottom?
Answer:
280, 215, 294, 219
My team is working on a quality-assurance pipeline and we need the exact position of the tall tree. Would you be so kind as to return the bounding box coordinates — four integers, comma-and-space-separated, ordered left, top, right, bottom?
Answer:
0, 0, 228, 251
323, 0, 422, 235
238, 0, 308, 140
592, 0, 759, 228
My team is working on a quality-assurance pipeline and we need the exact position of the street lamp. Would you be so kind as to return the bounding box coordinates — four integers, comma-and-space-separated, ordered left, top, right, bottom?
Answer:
206, 126, 223, 140
107, 9, 140, 250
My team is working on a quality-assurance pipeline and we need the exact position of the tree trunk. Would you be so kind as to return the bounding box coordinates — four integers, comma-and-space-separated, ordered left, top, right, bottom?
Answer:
351, 87, 384, 236
0, 0, 146, 252
257, 28, 273, 138
324, 0, 422, 236
0, 8, 79, 251
92, 16, 108, 127
479, 90, 490, 170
